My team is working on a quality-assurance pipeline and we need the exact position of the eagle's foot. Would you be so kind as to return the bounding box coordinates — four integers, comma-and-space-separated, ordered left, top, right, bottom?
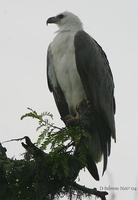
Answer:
64, 114, 80, 126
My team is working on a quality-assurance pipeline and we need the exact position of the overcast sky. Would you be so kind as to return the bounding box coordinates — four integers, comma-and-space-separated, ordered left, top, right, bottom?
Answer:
0, 0, 138, 199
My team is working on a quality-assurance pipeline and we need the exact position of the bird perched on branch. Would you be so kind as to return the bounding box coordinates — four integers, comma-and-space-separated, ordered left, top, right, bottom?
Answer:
46, 11, 116, 180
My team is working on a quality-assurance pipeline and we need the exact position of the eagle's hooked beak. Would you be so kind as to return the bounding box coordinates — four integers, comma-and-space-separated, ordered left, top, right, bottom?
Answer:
46, 16, 59, 25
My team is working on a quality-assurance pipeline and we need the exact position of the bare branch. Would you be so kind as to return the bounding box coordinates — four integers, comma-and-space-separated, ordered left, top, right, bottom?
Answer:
72, 182, 108, 200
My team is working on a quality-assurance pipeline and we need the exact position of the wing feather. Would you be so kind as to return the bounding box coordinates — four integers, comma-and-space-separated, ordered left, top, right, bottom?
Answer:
47, 45, 69, 120
74, 31, 116, 174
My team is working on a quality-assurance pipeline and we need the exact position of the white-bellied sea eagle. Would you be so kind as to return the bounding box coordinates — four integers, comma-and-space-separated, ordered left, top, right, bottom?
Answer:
46, 11, 116, 180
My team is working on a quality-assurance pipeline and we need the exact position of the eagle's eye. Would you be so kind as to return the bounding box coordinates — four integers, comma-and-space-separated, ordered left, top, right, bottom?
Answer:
57, 14, 64, 19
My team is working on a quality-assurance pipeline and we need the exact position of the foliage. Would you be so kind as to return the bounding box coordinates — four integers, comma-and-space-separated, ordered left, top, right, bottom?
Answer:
0, 108, 108, 200
21, 108, 87, 167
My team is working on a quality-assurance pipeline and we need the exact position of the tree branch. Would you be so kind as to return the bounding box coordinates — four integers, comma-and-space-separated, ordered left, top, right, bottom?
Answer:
0, 137, 109, 200
72, 182, 108, 200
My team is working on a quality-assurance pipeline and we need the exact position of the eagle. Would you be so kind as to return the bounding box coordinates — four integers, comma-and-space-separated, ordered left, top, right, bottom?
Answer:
46, 11, 116, 180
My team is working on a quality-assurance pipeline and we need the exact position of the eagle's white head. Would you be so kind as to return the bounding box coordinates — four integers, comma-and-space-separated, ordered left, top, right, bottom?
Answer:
47, 11, 83, 32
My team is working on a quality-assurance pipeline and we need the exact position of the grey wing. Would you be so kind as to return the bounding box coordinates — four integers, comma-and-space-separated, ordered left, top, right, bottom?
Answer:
47, 45, 69, 120
74, 31, 116, 173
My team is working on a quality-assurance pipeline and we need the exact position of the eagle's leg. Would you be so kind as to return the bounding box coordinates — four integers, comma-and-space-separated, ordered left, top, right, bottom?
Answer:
62, 99, 92, 126
63, 112, 80, 126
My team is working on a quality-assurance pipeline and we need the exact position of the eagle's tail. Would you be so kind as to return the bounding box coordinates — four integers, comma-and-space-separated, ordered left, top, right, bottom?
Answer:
77, 103, 103, 180
88, 130, 102, 163
86, 154, 99, 181
85, 131, 102, 181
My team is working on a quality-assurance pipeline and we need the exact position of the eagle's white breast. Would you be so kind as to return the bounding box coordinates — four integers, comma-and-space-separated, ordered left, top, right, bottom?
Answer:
51, 31, 86, 115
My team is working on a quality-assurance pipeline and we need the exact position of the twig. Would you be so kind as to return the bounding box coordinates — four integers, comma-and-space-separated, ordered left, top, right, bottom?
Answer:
72, 182, 108, 200
41, 120, 62, 131
2, 136, 27, 144
57, 141, 75, 153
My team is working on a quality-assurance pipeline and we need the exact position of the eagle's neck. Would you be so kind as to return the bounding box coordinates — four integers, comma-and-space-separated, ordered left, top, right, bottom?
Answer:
55, 29, 70, 34
56, 22, 83, 34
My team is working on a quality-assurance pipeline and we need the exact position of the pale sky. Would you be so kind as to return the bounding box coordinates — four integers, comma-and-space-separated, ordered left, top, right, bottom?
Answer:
0, 0, 138, 199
